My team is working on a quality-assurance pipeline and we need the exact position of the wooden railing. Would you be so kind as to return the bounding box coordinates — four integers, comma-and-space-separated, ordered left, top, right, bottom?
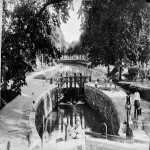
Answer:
57, 73, 91, 89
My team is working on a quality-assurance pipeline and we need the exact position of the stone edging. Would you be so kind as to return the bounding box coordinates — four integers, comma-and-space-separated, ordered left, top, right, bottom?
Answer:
84, 84, 120, 135
29, 85, 58, 150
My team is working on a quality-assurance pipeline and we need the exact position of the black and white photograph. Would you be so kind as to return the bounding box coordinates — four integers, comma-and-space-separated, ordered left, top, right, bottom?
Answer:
0, 0, 150, 149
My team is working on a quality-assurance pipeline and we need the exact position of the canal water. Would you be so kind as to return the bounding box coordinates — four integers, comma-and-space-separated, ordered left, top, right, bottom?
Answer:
45, 63, 105, 79
37, 64, 109, 141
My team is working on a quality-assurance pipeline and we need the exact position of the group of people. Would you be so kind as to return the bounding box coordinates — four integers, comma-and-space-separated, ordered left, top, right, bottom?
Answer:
125, 88, 141, 120
95, 77, 114, 90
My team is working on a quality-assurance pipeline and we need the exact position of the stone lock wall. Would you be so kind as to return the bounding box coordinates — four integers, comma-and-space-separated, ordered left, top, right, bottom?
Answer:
84, 84, 120, 135
35, 86, 58, 134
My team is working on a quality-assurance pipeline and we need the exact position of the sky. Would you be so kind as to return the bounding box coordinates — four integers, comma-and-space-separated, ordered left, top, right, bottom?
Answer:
61, 0, 82, 44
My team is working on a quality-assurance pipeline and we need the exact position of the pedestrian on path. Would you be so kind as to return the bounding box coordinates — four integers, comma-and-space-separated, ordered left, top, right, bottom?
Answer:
109, 77, 113, 91
32, 101, 35, 112
125, 91, 132, 115
134, 88, 141, 119
7, 141, 10, 150
104, 77, 109, 89
125, 91, 132, 124
95, 79, 99, 88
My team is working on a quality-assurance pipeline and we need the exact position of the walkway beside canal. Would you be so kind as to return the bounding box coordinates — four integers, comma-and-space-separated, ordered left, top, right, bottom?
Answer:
87, 82, 150, 140
0, 64, 150, 150
0, 66, 60, 150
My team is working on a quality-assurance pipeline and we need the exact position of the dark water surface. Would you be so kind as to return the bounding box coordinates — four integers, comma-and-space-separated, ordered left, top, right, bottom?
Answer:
37, 103, 109, 139
37, 64, 109, 140
45, 63, 105, 79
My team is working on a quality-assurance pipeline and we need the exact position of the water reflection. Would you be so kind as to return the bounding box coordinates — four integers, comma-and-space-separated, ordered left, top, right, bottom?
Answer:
38, 104, 110, 142
37, 64, 108, 144
45, 64, 105, 78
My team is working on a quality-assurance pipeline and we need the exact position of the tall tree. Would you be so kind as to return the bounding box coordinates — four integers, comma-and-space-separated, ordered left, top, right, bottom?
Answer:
79, 0, 150, 79
2, 0, 73, 93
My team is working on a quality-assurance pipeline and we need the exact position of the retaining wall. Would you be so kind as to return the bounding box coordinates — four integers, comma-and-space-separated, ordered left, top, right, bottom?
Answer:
29, 85, 58, 149
59, 59, 90, 67
35, 86, 58, 134
84, 84, 120, 135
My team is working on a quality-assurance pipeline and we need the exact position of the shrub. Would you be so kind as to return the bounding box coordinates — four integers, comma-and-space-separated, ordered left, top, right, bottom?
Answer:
146, 69, 150, 80
1, 90, 19, 109
128, 67, 139, 78
123, 73, 131, 80
139, 70, 146, 79
34, 74, 46, 80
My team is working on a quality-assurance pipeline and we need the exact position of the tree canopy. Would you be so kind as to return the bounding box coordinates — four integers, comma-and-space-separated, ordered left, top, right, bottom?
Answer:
2, 0, 73, 93
79, 0, 150, 68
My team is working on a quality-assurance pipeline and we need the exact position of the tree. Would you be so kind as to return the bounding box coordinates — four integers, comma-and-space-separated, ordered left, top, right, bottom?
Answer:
79, 0, 150, 79
2, 0, 73, 93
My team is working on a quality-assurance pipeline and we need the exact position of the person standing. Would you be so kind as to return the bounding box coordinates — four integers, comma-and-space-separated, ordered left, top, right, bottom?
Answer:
125, 91, 132, 114
104, 77, 107, 89
134, 88, 141, 119
125, 91, 132, 124
95, 79, 99, 88
109, 77, 113, 91
32, 101, 35, 112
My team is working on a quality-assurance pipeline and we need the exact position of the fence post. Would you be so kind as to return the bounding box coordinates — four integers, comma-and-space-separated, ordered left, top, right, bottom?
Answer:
101, 122, 107, 138
89, 76, 91, 82
80, 73, 82, 88
66, 73, 68, 88
70, 76, 72, 88
50, 78, 52, 84
74, 73, 76, 88
127, 109, 129, 125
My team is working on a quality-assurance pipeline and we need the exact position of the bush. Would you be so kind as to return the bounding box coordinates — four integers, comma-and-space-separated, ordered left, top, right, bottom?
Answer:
1, 90, 19, 109
139, 70, 146, 79
146, 69, 150, 80
34, 74, 46, 80
128, 67, 139, 79
123, 73, 131, 80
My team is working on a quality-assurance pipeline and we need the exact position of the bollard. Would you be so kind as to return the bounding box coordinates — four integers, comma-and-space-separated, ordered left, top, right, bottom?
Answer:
63, 118, 68, 141
7, 141, 10, 150
65, 124, 67, 141
101, 122, 107, 138
89, 76, 91, 82
50, 78, 52, 84
126, 125, 133, 140
127, 109, 129, 125
142, 122, 145, 130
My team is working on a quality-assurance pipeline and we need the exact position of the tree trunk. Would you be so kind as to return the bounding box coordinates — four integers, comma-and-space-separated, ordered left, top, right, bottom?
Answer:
119, 66, 122, 80
107, 65, 110, 77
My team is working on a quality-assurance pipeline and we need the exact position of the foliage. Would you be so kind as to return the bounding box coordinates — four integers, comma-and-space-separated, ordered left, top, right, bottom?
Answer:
34, 74, 46, 80
139, 69, 146, 79
2, 0, 73, 93
79, 0, 150, 68
1, 89, 20, 108
67, 41, 82, 56
128, 67, 139, 77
